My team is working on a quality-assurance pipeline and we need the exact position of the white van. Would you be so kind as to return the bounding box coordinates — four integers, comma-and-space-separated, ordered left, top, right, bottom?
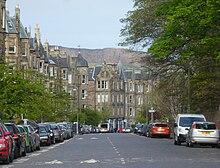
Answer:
173, 114, 206, 145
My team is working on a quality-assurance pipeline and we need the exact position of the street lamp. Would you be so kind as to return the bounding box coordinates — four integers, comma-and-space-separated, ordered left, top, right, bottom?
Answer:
73, 88, 79, 135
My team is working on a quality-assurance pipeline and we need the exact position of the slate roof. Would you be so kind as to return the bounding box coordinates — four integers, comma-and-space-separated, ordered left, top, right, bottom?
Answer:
76, 53, 88, 67
6, 14, 28, 38
49, 57, 68, 68
6, 15, 17, 34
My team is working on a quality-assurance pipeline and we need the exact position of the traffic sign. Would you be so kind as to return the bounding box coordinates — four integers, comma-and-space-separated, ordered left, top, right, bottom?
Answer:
149, 107, 155, 113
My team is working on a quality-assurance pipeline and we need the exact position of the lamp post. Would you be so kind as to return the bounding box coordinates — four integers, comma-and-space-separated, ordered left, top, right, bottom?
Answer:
73, 87, 79, 134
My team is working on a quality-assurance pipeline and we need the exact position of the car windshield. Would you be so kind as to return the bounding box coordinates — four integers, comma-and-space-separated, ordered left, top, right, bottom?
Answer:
101, 124, 108, 128
155, 124, 168, 127
5, 125, 14, 133
179, 117, 205, 127
40, 127, 47, 133
18, 127, 25, 133
51, 125, 59, 130
195, 123, 216, 130
136, 124, 142, 128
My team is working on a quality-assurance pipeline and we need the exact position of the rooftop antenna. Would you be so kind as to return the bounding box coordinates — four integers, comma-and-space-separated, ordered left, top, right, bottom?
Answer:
77, 45, 81, 54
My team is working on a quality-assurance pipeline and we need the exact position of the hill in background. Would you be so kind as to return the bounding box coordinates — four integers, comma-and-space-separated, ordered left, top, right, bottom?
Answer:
50, 46, 146, 67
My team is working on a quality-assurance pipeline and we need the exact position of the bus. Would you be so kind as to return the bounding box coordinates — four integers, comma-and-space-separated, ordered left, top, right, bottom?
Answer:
99, 123, 110, 133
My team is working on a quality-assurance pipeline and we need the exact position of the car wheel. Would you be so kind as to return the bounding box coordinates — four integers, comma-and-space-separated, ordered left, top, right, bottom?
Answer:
211, 145, 217, 148
189, 141, 194, 147
4, 155, 10, 164
52, 138, 56, 144
174, 135, 181, 145
22, 147, 26, 156
36, 144, 40, 150
9, 149, 14, 163
186, 140, 189, 147
176, 136, 181, 145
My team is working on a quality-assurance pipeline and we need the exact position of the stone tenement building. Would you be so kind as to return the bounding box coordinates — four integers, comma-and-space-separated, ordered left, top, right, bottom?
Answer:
0, 0, 6, 56
2, 4, 150, 127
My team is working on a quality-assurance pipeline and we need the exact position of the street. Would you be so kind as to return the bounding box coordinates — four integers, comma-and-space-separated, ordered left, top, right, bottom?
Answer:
1, 133, 220, 168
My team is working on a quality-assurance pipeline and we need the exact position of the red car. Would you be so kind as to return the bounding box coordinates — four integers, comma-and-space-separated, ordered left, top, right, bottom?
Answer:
148, 122, 171, 138
4, 123, 26, 158
0, 123, 14, 164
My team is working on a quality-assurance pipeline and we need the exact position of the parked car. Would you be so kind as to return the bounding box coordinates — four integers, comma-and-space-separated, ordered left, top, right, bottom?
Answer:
4, 123, 26, 158
50, 123, 63, 142
174, 114, 206, 145
186, 121, 220, 148
134, 124, 143, 134
0, 123, 14, 164
23, 125, 40, 151
148, 122, 170, 138
57, 122, 73, 139
17, 119, 39, 131
141, 124, 149, 136
58, 124, 68, 140
40, 123, 55, 144
17, 125, 32, 153
122, 126, 133, 133
39, 125, 51, 146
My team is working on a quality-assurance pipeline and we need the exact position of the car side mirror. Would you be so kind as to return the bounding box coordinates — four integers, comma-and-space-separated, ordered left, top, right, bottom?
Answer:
174, 123, 177, 127
185, 128, 189, 130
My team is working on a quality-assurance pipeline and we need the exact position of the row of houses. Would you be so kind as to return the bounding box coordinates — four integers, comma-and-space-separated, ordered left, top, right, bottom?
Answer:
0, 1, 151, 127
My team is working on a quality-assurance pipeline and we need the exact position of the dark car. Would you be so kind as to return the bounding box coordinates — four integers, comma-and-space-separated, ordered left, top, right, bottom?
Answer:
0, 123, 14, 164
4, 123, 26, 158
40, 123, 55, 144
50, 123, 63, 142
134, 124, 143, 134
141, 124, 149, 136
39, 125, 51, 146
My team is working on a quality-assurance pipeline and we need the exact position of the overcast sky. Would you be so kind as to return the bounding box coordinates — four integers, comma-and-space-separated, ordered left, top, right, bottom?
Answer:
7, 0, 134, 49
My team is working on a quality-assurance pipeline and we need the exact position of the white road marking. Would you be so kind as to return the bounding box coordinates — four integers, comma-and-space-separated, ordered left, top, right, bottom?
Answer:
38, 149, 49, 153
45, 160, 63, 164
80, 159, 99, 164
1, 165, 14, 168
90, 137, 98, 140
28, 153, 41, 157
13, 158, 29, 164
107, 136, 126, 165
121, 158, 126, 164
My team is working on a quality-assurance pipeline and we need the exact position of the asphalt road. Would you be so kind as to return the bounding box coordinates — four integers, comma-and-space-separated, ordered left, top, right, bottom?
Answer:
1, 133, 220, 168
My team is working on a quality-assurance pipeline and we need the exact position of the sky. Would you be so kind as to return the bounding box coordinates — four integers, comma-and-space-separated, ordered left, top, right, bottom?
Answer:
7, 0, 134, 49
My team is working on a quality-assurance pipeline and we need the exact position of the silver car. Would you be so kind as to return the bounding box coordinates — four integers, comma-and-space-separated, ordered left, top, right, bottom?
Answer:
186, 121, 220, 147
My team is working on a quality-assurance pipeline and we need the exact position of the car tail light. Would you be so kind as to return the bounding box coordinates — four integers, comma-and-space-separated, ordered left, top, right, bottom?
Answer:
193, 124, 197, 128
13, 134, 19, 139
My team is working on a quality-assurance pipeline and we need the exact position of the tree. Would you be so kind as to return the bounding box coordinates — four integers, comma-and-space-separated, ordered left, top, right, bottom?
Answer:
0, 65, 53, 121
120, 0, 220, 119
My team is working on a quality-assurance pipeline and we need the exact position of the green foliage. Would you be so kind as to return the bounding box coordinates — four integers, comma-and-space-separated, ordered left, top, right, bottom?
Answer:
121, 0, 220, 119
0, 64, 54, 121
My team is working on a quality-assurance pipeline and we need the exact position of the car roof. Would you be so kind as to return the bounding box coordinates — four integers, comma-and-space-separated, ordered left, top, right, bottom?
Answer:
193, 121, 216, 124
177, 114, 205, 117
